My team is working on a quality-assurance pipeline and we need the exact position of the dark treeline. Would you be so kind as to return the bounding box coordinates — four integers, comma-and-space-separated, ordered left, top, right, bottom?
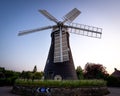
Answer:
76, 62, 109, 80
0, 67, 20, 86
76, 62, 120, 87
0, 65, 43, 86
0, 63, 120, 87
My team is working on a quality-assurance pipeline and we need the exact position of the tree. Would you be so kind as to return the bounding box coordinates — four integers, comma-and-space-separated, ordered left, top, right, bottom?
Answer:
0, 69, 20, 86
33, 65, 37, 73
76, 66, 84, 79
20, 71, 33, 80
34, 71, 44, 79
84, 62, 108, 79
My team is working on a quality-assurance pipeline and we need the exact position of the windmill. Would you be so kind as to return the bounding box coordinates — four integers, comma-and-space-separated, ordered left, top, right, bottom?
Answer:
18, 8, 102, 80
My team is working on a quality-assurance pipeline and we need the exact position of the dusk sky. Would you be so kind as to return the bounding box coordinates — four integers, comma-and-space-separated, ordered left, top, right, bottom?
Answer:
0, 0, 120, 74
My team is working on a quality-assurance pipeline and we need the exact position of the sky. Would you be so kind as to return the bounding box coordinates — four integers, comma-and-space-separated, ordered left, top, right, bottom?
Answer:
0, 0, 120, 74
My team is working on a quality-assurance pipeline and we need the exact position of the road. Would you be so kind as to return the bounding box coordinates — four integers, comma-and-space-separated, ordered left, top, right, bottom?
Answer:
106, 87, 120, 96
0, 86, 120, 96
0, 86, 20, 96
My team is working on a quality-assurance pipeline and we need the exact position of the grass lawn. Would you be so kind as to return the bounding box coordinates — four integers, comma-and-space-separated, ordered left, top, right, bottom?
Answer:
15, 79, 106, 88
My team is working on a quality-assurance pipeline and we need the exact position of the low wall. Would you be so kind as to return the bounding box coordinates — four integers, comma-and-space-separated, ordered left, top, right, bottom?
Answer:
12, 85, 109, 96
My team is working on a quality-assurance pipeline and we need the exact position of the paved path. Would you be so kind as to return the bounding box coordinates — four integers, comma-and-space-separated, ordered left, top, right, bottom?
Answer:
106, 87, 120, 96
0, 86, 120, 96
0, 86, 19, 96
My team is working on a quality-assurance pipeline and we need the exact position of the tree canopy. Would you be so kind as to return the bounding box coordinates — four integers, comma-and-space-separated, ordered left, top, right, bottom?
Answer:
84, 62, 108, 79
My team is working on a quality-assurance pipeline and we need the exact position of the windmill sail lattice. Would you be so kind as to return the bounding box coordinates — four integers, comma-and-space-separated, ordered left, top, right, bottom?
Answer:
68, 23, 102, 38
39, 10, 58, 23
18, 8, 102, 80
63, 8, 81, 23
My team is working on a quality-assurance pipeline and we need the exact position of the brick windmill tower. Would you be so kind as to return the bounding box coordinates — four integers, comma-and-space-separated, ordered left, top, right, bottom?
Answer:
18, 8, 102, 80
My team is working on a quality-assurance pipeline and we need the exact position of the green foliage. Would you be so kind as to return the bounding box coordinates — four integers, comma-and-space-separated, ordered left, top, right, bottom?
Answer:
0, 66, 44, 86
34, 72, 43, 79
0, 78, 6, 86
33, 65, 37, 73
76, 66, 84, 79
15, 79, 106, 87
20, 71, 43, 80
0, 67, 20, 86
0, 67, 5, 72
84, 63, 108, 79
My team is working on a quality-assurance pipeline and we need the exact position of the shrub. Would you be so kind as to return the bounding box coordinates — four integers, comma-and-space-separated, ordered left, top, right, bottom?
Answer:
0, 78, 6, 86
106, 76, 120, 87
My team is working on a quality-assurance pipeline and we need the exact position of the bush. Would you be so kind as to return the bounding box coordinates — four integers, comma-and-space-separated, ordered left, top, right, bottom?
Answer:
106, 76, 120, 87
0, 78, 6, 86
1, 77, 17, 86
0, 72, 20, 86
